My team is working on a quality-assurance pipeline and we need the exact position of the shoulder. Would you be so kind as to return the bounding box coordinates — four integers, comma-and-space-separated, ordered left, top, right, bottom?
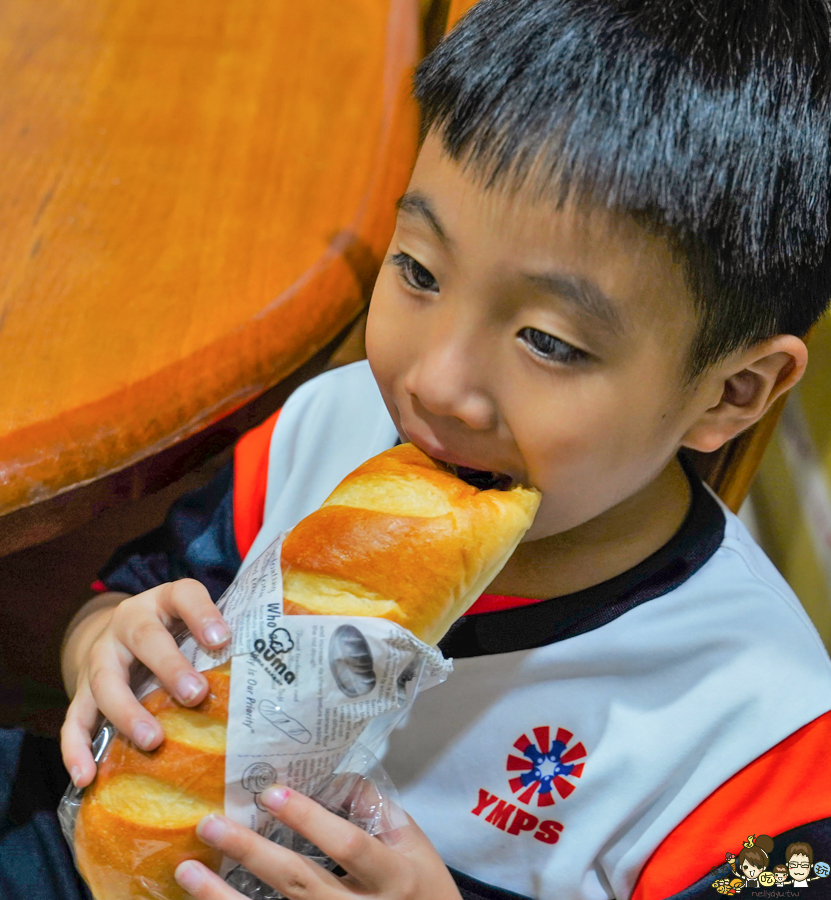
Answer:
267, 360, 393, 469
632, 709, 831, 899
280, 358, 385, 418
674, 495, 829, 660
716, 497, 810, 610
616, 482, 831, 665
611, 499, 831, 759
608, 500, 831, 897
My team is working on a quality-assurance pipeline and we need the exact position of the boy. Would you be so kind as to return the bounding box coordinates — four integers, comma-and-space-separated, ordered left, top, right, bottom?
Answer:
59, 1, 831, 899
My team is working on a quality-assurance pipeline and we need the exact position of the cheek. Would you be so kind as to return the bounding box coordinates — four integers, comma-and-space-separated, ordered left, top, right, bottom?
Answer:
511, 381, 683, 536
516, 378, 672, 477
513, 414, 635, 533
365, 274, 411, 375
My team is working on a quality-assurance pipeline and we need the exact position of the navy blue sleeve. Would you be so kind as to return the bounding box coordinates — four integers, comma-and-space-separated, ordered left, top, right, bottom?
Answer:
0, 728, 92, 900
98, 460, 241, 602
449, 868, 534, 900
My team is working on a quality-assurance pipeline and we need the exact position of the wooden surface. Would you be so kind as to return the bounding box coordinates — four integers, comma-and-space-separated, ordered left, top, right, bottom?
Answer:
0, 334, 347, 558
447, 0, 478, 25
0, 0, 420, 529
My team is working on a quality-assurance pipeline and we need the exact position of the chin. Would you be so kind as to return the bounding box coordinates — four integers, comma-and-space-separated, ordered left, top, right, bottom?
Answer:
522, 514, 557, 543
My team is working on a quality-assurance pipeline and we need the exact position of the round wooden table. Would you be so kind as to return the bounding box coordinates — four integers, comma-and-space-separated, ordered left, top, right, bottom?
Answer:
0, 0, 421, 554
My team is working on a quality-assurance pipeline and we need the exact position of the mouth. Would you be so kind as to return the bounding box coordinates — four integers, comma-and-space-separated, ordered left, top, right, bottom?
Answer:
400, 424, 515, 490
441, 462, 514, 491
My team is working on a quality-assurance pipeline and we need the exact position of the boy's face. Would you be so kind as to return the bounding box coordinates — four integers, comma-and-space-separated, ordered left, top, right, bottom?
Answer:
366, 133, 708, 541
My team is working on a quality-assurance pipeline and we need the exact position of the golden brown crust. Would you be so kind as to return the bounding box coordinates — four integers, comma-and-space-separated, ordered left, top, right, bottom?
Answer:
75, 801, 222, 900
75, 665, 230, 900
281, 443, 540, 644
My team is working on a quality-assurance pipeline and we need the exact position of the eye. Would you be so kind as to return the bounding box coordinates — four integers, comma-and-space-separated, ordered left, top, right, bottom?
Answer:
390, 252, 439, 293
518, 327, 588, 365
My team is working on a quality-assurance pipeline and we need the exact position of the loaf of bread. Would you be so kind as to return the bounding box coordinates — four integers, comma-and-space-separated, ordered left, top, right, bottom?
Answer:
74, 442, 539, 899
281, 442, 540, 645
74, 663, 231, 900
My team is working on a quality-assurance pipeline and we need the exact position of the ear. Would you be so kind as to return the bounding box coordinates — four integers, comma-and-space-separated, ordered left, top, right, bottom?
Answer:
681, 335, 808, 454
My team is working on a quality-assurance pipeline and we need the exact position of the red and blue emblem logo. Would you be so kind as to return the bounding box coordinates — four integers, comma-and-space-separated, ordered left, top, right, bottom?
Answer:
507, 726, 586, 807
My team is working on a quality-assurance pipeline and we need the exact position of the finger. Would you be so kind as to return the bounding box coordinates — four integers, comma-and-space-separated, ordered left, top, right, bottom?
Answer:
156, 579, 231, 652
110, 590, 210, 707
193, 814, 344, 899
174, 860, 244, 900
60, 683, 101, 788
326, 773, 410, 839
86, 641, 165, 751
258, 785, 397, 888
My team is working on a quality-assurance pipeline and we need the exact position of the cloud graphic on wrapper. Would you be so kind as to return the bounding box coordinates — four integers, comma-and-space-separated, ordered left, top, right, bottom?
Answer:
269, 628, 294, 654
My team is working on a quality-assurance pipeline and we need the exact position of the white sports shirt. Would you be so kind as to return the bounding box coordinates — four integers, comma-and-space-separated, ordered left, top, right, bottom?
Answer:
235, 361, 831, 900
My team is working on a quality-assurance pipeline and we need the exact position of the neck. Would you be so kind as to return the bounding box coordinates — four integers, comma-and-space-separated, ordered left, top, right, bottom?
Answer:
485, 456, 693, 600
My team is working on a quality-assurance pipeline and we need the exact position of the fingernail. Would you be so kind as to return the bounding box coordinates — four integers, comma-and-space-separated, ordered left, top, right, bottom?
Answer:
133, 721, 157, 750
196, 813, 228, 845
261, 785, 289, 811
177, 673, 204, 703
70, 766, 82, 787
204, 622, 230, 647
175, 859, 204, 891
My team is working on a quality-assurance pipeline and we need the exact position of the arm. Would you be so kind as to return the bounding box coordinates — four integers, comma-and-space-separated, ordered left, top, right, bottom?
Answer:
633, 712, 831, 899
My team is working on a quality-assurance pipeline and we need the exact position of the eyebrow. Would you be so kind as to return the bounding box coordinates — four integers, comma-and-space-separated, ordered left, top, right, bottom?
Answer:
397, 190, 626, 336
396, 191, 450, 245
523, 271, 627, 336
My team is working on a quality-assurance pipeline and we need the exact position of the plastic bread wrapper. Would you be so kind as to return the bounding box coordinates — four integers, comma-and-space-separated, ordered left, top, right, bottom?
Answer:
59, 530, 453, 899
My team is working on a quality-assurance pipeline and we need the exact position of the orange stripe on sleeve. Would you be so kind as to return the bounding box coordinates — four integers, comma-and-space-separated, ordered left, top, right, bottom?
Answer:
233, 409, 281, 559
632, 708, 831, 900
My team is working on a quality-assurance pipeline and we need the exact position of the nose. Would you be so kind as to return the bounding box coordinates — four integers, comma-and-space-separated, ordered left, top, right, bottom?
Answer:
403, 321, 496, 432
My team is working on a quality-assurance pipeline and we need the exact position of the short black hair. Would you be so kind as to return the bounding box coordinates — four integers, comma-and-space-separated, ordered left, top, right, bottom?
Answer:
414, 0, 831, 378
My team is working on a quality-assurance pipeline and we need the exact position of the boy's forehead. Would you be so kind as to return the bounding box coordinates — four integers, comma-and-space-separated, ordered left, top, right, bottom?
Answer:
404, 134, 696, 333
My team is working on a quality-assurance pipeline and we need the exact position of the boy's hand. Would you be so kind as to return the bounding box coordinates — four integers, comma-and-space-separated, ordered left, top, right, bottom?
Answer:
61, 580, 231, 788
174, 785, 463, 900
